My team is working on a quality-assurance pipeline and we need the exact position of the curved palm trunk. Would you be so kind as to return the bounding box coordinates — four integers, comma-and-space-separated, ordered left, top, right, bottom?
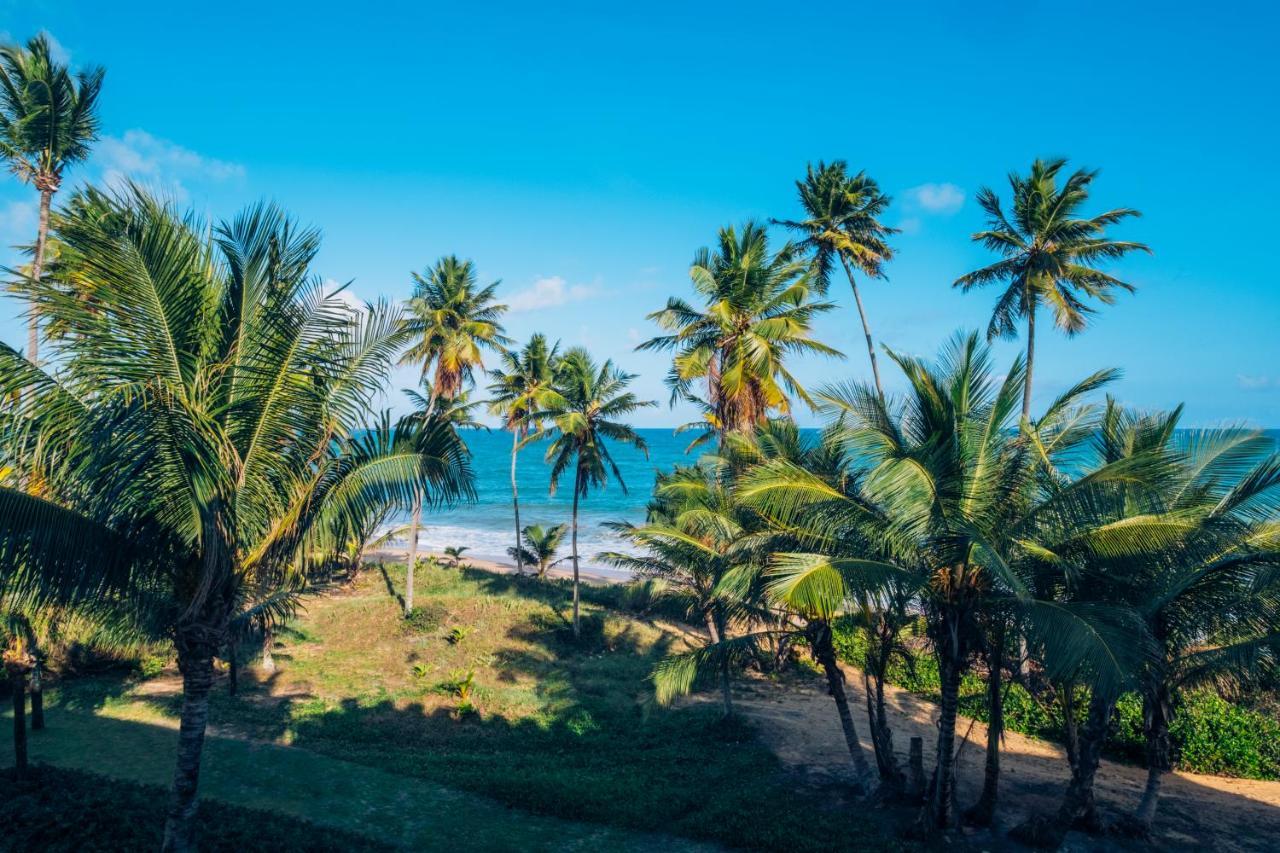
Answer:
26, 187, 53, 366
810, 621, 874, 786
405, 491, 421, 615
510, 431, 523, 575
162, 648, 216, 852
570, 476, 581, 639
864, 618, 904, 789
839, 254, 883, 399
9, 670, 27, 779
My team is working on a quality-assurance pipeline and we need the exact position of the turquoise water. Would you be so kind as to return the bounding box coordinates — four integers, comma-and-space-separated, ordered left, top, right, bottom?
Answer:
402, 427, 1279, 577
405, 428, 698, 576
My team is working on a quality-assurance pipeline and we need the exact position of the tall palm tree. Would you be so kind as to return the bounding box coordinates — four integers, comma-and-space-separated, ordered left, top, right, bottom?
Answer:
508, 523, 568, 579
532, 348, 654, 638
488, 334, 560, 575
400, 255, 510, 404
775, 161, 896, 398
0, 33, 104, 365
399, 256, 506, 606
954, 158, 1148, 420
639, 221, 841, 438
0, 186, 472, 850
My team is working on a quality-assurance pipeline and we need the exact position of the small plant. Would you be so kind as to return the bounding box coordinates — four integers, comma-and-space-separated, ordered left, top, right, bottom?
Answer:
135, 654, 169, 679
443, 545, 469, 567
445, 626, 471, 645
412, 663, 434, 679
402, 602, 448, 635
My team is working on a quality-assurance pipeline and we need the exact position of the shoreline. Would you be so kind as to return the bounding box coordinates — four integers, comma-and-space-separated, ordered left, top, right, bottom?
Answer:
366, 545, 631, 586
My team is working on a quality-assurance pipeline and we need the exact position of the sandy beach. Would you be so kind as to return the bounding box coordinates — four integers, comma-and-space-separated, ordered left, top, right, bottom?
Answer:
366, 545, 629, 585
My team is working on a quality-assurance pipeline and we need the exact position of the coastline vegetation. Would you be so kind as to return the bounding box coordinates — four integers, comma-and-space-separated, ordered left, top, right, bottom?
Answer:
1, 29, 1277, 852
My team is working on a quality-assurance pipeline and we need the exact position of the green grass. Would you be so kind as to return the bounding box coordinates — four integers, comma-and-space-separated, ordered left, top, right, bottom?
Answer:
1, 764, 393, 852
23, 561, 908, 851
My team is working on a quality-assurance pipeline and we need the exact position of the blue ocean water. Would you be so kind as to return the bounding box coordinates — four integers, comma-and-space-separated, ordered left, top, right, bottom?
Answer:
402, 427, 1279, 576
405, 428, 699, 575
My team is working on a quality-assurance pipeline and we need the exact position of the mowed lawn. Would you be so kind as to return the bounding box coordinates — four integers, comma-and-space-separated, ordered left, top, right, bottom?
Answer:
5, 562, 906, 851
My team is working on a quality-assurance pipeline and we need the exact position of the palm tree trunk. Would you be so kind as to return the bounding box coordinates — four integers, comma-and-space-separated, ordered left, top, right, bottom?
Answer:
714, 607, 733, 717
1055, 691, 1114, 833
965, 644, 1003, 826
29, 662, 43, 731
9, 669, 27, 779
510, 431, 523, 575
864, 621, 903, 788
930, 652, 964, 828
839, 254, 884, 400
571, 477, 581, 640
162, 648, 215, 852
1131, 684, 1172, 834
260, 622, 275, 674
26, 187, 53, 366
1061, 679, 1080, 773
1022, 302, 1036, 422
405, 491, 421, 616
810, 620, 874, 786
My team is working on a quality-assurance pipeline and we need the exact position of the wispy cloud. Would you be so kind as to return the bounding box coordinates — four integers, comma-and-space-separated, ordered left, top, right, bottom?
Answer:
905, 182, 965, 215
96, 129, 245, 203
506, 275, 596, 313
1237, 374, 1278, 391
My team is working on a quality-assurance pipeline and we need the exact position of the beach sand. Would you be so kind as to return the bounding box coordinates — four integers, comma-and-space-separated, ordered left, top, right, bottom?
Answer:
366, 546, 626, 585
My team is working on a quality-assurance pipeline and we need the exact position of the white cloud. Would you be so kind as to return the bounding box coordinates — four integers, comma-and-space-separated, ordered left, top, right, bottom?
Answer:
95, 129, 245, 203
324, 279, 366, 313
506, 275, 595, 313
906, 182, 965, 215
1237, 374, 1277, 391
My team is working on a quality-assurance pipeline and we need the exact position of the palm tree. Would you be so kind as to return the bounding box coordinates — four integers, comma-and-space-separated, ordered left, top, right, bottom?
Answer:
954, 158, 1148, 420
775, 161, 896, 398
601, 463, 760, 716
532, 348, 654, 638
488, 334, 560, 575
1014, 406, 1280, 844
400, 255, 510, 404
2, 612, 36, 779
0, 33, 104, 366
0, 186, 472, 850
638, 221, 841, 438
443, 545, 468, 567
399, 256, 506, 608
508, 523, 568, 579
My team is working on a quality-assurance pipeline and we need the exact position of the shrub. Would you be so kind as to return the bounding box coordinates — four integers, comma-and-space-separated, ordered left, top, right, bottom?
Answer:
402, 602, 449, 634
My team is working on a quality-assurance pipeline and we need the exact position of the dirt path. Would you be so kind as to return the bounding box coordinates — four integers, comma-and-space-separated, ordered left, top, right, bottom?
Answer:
732, 666, 1280, 851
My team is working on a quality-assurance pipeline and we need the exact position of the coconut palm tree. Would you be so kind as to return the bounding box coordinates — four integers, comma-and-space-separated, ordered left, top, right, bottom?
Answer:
954, 158, 1148, 420
638, 221, 841, 438
0, 33, 104, 365
400, 255, 510, 403
531, 348, 654, 638
398, 256, 505, 606
739, 335, 1145, 825
0, 186, 472, 851
488, 334, 560, 574
1013, 405, 1280, 844
601, 462, 764, 716
508, 523, 568, 579
775, 161, 896, 397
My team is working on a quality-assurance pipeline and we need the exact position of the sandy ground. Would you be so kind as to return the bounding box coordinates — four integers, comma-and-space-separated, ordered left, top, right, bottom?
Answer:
729, 666, 1280, 852
366, 546, 623, 585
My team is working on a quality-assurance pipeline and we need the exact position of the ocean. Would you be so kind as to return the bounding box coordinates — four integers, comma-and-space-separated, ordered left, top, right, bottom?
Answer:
400, 427, 1280, 579
402, 428, 697, 578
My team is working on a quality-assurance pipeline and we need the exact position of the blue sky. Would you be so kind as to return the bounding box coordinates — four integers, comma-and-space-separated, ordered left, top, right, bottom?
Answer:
3, 1, 1277, 427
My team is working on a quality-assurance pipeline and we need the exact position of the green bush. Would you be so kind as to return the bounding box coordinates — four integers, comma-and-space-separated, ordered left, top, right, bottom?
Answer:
401, 602, 448, 634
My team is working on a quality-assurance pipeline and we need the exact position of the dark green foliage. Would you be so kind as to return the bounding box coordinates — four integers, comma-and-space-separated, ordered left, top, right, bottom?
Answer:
0, 765, 390, 852
831, 618, 1280, 780
402, 602, 449, 635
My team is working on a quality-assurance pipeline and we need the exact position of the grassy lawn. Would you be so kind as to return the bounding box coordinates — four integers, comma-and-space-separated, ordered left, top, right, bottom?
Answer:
14, 561, 908, 851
